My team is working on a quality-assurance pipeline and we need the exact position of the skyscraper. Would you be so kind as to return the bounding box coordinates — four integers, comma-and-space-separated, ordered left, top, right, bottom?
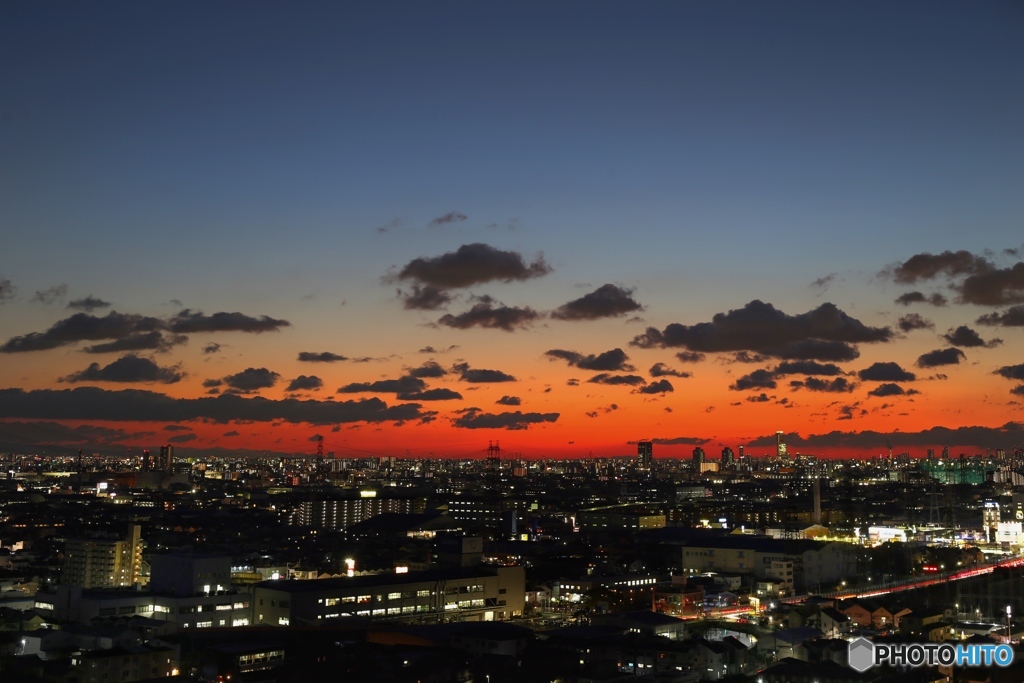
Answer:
158, 445, 175, 471
637, 441, 653, 470
692, 447, 705, 465
721, 447, 734, 466
776, 431, 788, 459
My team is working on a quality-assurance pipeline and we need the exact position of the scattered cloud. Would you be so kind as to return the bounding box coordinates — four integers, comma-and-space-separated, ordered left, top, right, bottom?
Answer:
751, 423, 1024, 450
895, 291, 947, 307
731, 369, 777, 391
452, 409, 559, 430
545, 348, 635, 372
746, 393, 772, 403
496, 395, 521, 406
551, 284, 643, 321
916, 347, 966, 368
995, 364, 1024, 382
202, 342, 222, 354
977, 305, 1024, 328
942, 325, 1001, 348
59, 354, 184, 384
67, 295, 111, 312
437, 299, 541, 331
391, 243, 551, 289
169, 309, 290, 334
31, 284, 68, 304
772, 360, 844, 376
339, 375, 426, 394
168, 433, 197, 444
1, 311, 166, 353
396, 388, 463, 401
222, 367, 280, 393
649, 362, 691, 378
419, 345, 459, 354
810, 273, 836, 290
399, 284, 453, 310
0, 278, 15, 303
286, 375, 323, 392
626, 436, 710, 446
858, 362, 916, 382
637, 379, 673, 394
588, 373, 646, 386
452, 362, 516, 383
867, 383, 918, 397
429, 211, 468, 226
675, 351, 706, 363
887, 250, 991, 284
298, 351, 348, 362
407, 361, 447, 378
83, 331, 186, 354
898, 313, 934, 332
789, 377, 856, 393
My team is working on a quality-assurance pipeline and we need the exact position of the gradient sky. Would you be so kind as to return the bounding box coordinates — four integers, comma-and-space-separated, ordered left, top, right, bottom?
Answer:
1, 2, 1023, 459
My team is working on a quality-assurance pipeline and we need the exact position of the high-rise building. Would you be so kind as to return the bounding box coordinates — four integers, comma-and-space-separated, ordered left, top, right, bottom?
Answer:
63, 524, 144, 589
721, 447, 735, 466
776, 431, 788, 459
158, 444, 175, 471
637, 441, 653, 470
692, 447, 705, 465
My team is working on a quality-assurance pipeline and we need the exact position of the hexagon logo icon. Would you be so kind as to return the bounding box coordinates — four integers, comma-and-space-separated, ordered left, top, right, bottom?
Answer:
848, 637, 875, 672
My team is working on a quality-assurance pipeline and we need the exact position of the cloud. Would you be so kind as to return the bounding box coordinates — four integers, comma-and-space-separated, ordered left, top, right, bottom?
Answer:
566, 378, 579, 386
83, 331, 186, 354
942, 325, 1001, 348
437, 299, 541, 331
223, 430, 239, 437
898, 313, 934, 332
0, 420, 151, 448
977, 305, 1024, 328
0, 387, 430, 425
858, 362, 916, 382
202, 379, 223, 388
298, 351, 349, 362
811, 273, 836, 290
630, 300, 891, 359
222, 367, 280, 393
867, 383, 918, 397
67, 296, 112, 312
895, 291, 948, 307
627, 436, 710, 446
995, 364, 1024, 382
1, 311, 166, 353
772, 360, 844, 376
452, 409, 559, 430
649, 362, 691, 378
551, 284, 643, 321
750, 423, 1024, 450
956, 262, 1024, 306
31, 284, 68, 304
202, 343, 222, 354
286, 375, 323, 392
419, 345, 459, 354
339, 375, 427, 394
545, 348, 635, 372
588, 373, 647, 386
916, 347, 966, 368
496, 395, 521, 406
399, 284, 453, 310
789, 377, 856, 393
169, 309, 290, 334
429, 211, 468, 226
887, 250, 991, 284
163, 424, 191, 432
1013, 386, 1024, 397
637, 379, 674, 394
746, 392, 772, 403
407, 361, 447, 378
675, 351, 706, 363
59, 354, 185, 384
452, 363, 516, 383
168, 433, 197, 444
392, 243, 551, 289
731, 369, 777, 391
0, 278, 15, 303
396, 388, 463, 401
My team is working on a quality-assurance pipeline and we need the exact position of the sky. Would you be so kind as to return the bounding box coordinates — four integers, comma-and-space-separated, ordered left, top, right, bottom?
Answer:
1, 2, 1023, 459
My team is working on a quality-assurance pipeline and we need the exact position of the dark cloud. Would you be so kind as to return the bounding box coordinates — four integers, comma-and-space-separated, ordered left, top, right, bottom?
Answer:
731, 369, 777, 391
437, 299, 541, 331
751, 422, 1024, 451
995, 364, 1024, 382
1011, 385, 1024, 396
85, 331, 186, 354
399, 284, 453, 310
727, 351, 771, 364
286, 375, 324, 392
957, 262, 1024, 306
68, 296, 112, 312
858, 362, 916, 382
168, 433, 197, 444
169, 310, 290, 334
545, 348, 635, 372
977, 305, 1024, 328
222, 367, 280, 393
566, 378, 579, 386
60, 354, 184, 384
773, 360, 844, 376
789, 377, 856, 393
675, 351, 706, 363
0, 278, 15, 303
419, 345, 459, 354
895, 291, 948, 307
942, 325, 1001, 348
628, 436, 709, 446
588, 373, 647, 386
551, 284, 643, 321
746, 393, 772, 403
898, 313, 934, 332
496, 395, 521, 406
811, 274, 836, 290
429, 211, 468, 226
164, 424, 191, 432
916, 348, 966, 369
452, 409, 559, 430
339, 375, 427, 394
0, 387, 429, 425
887, 250, 991, 284
298, 351, 348, 362
202, 379, 223, 388
452, 363, 516, 383
392, 243, 551, 289
649, 362, 691, 378
31, 284, 68, 304
396, 388, 463, 401
223, 430, 239, 437
630, 300, 890, 360
407, 361, 447, 378
867, 383, 918, 397
1, 311, 166, 353
637, 379, 673, 394
0, 420, 149, 447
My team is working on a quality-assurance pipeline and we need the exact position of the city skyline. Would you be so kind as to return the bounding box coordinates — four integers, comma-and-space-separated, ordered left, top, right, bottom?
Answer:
2, 2, 1023, 459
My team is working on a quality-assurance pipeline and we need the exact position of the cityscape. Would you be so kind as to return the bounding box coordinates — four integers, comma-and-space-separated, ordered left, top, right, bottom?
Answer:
2, 2, 1023, 683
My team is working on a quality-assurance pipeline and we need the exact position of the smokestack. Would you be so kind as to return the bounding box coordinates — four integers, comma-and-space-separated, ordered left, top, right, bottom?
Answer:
813, 478, 822, 526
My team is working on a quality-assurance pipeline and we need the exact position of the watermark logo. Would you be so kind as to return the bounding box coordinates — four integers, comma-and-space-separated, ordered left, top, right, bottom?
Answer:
848, 637, 1014, 672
